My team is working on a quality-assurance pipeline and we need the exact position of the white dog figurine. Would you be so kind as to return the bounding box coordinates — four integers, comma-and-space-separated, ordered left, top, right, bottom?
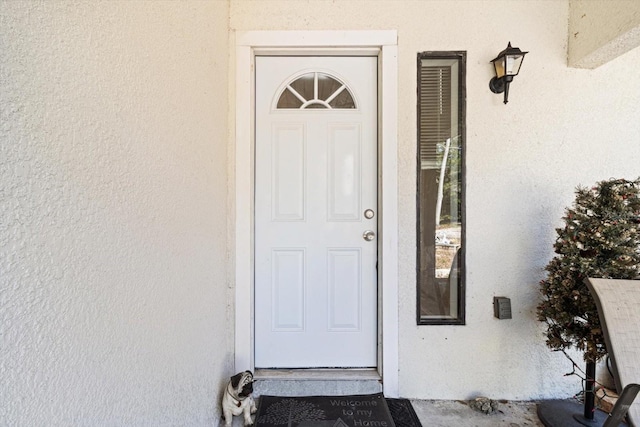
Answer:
222, 370, 257, 427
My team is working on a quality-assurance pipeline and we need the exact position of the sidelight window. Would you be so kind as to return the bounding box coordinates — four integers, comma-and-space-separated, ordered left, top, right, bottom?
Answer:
417, 51, 466, 325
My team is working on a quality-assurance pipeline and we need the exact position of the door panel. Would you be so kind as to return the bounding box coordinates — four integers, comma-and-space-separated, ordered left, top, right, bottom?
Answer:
255, 56, 377, 368
328, 124, 362, 221
271, 124, 305, 221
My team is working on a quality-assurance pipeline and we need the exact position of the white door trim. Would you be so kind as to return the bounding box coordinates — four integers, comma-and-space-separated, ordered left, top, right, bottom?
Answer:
234, 30, 399, 397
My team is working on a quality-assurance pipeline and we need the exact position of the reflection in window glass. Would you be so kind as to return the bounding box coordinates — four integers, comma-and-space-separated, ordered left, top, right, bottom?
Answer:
290, 74, 315, 102
417, 52, 466, 325
328, 88, 355, 109
317, 74, 343, 101
276, 88, 304, 109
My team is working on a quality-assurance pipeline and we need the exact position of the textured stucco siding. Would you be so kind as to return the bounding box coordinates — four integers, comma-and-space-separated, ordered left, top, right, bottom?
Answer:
1, 1, 232, 425
229, 0, 640, 401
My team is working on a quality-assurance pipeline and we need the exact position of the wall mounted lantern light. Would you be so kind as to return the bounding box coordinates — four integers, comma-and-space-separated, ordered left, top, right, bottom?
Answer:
489, 42, 528, 104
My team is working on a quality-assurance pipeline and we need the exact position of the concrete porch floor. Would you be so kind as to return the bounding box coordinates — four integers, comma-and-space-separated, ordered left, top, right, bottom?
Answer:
251, 371, 545, 426
241, 398, 544, 427
232, 399, 544, 427
410, 399, 544, 427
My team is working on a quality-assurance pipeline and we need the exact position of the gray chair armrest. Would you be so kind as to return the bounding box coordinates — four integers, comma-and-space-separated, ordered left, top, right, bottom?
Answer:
604, 383, 640, 427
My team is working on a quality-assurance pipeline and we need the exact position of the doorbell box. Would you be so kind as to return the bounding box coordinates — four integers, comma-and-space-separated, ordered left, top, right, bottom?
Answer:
493, 297, 512, 319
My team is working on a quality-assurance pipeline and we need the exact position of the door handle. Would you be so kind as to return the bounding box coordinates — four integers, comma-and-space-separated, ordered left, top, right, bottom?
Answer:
363, 230, 376, 241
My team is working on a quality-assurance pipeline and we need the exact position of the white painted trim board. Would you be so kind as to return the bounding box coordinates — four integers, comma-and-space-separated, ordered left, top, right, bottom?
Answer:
234, 30, 399, 397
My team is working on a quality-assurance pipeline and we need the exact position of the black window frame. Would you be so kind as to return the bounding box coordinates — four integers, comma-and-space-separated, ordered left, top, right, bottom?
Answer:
416, 51, 467, 325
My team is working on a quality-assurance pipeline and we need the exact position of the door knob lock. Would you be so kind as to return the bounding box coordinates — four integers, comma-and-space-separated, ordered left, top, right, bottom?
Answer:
363, 230, 376, 241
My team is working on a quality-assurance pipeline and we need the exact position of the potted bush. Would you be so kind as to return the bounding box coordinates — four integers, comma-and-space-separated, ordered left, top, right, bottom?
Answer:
536, 178, 640, 424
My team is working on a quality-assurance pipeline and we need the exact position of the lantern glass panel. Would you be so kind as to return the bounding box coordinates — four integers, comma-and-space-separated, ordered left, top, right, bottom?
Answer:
492, 58, 506, 78
506, 55, 524, 76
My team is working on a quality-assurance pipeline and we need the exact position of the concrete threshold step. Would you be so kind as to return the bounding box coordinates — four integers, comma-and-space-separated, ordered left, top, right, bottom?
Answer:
253, 369, 383, 397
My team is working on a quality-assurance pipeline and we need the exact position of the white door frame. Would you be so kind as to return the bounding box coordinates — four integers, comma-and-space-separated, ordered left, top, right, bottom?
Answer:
234, 30, 399, 397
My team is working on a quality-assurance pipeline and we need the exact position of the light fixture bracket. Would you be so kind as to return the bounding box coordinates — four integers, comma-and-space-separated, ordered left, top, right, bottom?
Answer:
489, 76, 507, 94
489, 42, 527, 104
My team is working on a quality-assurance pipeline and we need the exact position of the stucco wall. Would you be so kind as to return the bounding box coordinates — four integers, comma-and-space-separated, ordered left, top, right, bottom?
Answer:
4, 0, 640, 419
230, 0, 640, 400
1, 1, 232, 425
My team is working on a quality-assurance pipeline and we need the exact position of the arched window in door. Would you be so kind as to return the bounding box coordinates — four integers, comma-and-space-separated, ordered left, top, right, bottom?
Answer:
277, 72, 356, 109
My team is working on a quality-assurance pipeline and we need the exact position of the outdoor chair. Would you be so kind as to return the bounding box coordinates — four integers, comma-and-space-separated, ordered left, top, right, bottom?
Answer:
586, 278, 640, 427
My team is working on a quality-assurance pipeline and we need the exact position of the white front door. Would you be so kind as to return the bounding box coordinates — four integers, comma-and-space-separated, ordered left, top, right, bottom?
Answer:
254, 56, 378, 368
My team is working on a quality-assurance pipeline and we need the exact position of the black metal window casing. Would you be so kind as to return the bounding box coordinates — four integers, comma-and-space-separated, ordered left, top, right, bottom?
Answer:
416, 51, 467, 325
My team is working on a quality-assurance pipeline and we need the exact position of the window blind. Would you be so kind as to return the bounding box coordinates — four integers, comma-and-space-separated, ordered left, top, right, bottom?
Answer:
419, 62, 452, 170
